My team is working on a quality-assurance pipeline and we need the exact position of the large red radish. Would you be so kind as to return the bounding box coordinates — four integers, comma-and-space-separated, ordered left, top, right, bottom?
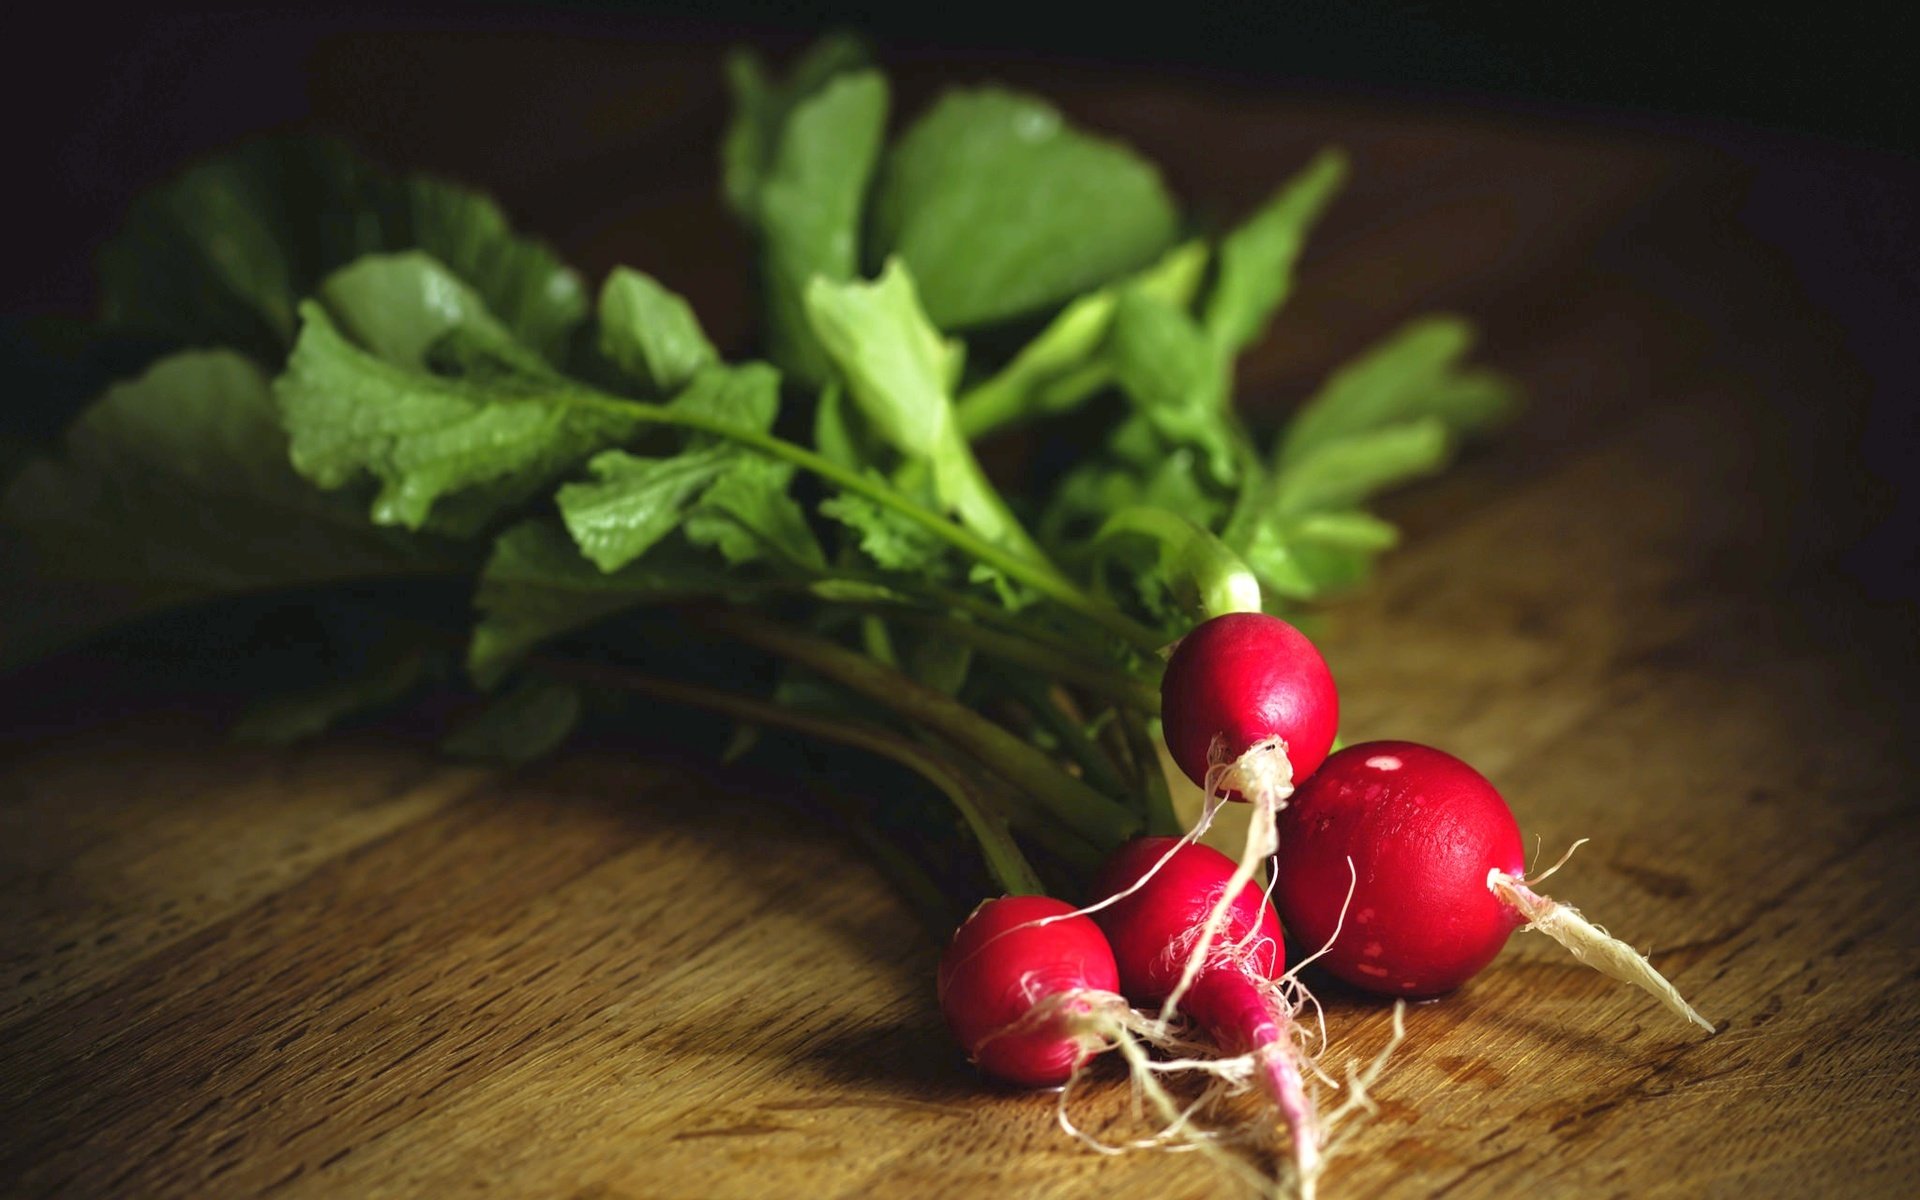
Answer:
1272, 741, 1712, 1031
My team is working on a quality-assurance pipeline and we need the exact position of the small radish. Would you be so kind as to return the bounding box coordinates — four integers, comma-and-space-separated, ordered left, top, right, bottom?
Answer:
1272, 741, 1712, 1031
939, 894, 1312, 1194
1161, 611, 1340, 794
1094, 837, 1325, 1192
1151, 612, 1341, 1085
937, 894, 1128, 1087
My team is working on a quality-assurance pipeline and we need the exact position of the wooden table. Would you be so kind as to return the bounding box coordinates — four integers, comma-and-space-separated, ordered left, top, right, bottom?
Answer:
5, 29, 1917, 1199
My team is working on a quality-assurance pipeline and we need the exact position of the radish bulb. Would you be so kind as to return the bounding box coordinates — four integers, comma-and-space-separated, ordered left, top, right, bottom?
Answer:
1094, 837, 1327, 1194
1161, 611, 1340, 794
938, 894, 1274, 1183
1153, 613, 1341, 1031
938, 895, 1132, 1087
1273, 741, 1712, 1032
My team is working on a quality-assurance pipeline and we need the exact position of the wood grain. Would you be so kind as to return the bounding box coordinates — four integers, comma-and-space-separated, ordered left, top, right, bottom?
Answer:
3, 31, 1916, 1200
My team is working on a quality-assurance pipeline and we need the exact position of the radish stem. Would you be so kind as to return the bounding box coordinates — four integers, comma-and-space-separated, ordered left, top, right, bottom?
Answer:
535, 657, 1047, 896
1123, 713, 1182, 837
702, 610, 1145, 849
870, 606, 1160, 713
615, 400, 1168, 654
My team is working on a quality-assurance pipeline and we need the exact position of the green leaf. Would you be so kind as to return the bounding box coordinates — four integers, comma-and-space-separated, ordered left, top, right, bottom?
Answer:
806, 261, 1043, 564
820, 491, 950, 575
1039, 415, 1227, 544
872, 88, 1180, 329
1278, 316, 1516, 467
1204, 149, 1347, 354
318, 251, 534, 372
804, 261, 960, 458
953, 240, 1209, 440
812, 382, 877, 470
1292, 509, 1401, 550
558, 446, 734, 572
666, 361, 781, 438
443, 677, 583, 765
1270, 418, 1450, 516
757, 71, 891, 385
721, 34, 872, 222
556, 361, 814, 574
685, 455, 824, 569
1237, 510, 1402, 603
1107, 289, 1238, 483
277, 257, 642, 535
468, 520, 742, 687
1215, 315, 1518, 598
2, 349, 447, 663
233, 641, 435, 745
98, 137, 585, 364
597, 268, 717, 394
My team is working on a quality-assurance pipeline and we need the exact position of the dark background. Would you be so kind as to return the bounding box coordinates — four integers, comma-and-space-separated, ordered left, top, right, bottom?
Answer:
7, 0, 1913, 317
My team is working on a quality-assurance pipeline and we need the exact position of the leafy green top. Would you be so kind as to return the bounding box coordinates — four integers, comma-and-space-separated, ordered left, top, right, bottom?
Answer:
4, 38, 1518, 897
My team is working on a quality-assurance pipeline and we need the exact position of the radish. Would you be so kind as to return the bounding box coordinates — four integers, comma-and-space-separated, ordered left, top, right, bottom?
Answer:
937, 894, 1130, 1087
1161, 611, 1340, 795
1272, 740, 1712, 1031
937, 893, 1265, 1177
1149, 612, 1340, 1072
1093, 837, 1326, 1192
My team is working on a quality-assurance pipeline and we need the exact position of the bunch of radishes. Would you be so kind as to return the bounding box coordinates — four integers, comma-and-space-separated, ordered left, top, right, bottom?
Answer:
938, 612, 1711, 1197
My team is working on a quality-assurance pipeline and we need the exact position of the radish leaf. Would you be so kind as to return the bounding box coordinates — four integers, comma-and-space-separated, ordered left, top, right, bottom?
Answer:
598, 269, 717, 395
444, 676, 583, 765
1203, 149, 1347, 355
871, 88, 1179, 330
99, 137, 585, 365
278, 256, 641, 535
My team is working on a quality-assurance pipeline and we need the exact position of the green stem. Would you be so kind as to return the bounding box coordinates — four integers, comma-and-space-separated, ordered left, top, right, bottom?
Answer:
634, 404, 1164, 654
955, 361, 1113, 441
954, 240, 1209, 442
532, 657, 1047, 897
995, 671, 1131, 801
701, 611, 1142, 851
1092, 505, 1263, 619
1126, 712, 1183, 838
855, 571, 1153, 676
852, 604, 1159, 714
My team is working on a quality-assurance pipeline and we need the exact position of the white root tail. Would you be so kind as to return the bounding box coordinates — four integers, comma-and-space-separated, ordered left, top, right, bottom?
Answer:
1046, 991, 1407, 1200
1488, 871, 1714, 1033
1049, 997, 1277, 1196
1159, 736, 1295, 1025
1314, 1001, 1408, 1172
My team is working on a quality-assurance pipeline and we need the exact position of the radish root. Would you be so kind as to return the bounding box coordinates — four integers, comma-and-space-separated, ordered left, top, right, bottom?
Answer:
1488, 869, 1714, 1033
1315, 1001, 1408, 1169
1160, 735, 1294, 1025
1047, 996, 1277, 1196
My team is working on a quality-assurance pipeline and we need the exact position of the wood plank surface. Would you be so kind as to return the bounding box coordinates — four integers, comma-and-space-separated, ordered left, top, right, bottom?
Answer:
4, 30, 1917, 1199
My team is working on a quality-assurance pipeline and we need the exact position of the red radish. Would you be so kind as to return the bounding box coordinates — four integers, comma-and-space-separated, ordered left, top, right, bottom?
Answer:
1161, 612, 1340, 793
1094, 837, 1325, 1191
1150, 612, 1341, 1095
937, 895, 1128, 1087
939, 894, 1305, 1192
1273, 741, 1712, 1031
